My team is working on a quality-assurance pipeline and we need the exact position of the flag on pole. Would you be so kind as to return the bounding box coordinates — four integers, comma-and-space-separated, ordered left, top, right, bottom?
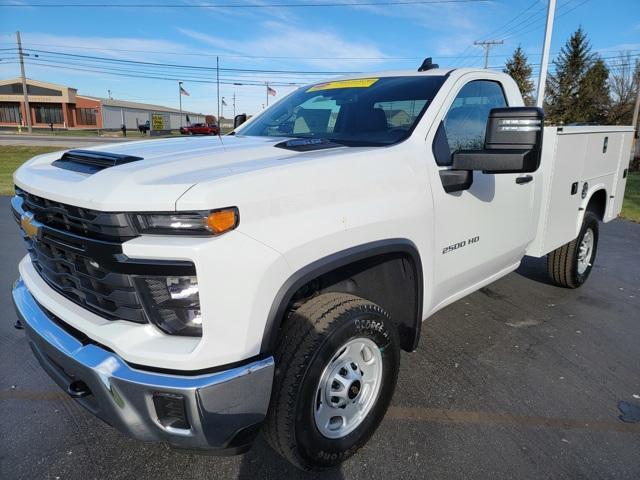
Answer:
180, 85, 190, 96
221, 98, 227, 106
267, 85, 277, 97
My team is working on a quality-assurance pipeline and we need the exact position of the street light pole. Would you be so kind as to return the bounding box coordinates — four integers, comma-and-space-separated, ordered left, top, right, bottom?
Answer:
536, 0, 556, 108
178, 81, 183, 127
216, 56, 220, 125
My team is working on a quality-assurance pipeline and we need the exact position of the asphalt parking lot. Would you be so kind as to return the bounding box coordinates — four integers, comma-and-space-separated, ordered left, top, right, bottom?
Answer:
1, 196, 639, 480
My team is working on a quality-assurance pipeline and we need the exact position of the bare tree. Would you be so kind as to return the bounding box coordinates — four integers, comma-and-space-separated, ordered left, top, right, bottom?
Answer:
608, 52, 640, 125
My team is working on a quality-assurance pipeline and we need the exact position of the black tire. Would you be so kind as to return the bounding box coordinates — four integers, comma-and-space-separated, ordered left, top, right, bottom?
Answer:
547, 211, 599, 288
264, 292, 400, 471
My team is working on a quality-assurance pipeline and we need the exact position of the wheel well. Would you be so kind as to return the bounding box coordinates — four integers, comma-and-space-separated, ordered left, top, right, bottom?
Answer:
262, 241, 423, 354
586, 189, 607, 220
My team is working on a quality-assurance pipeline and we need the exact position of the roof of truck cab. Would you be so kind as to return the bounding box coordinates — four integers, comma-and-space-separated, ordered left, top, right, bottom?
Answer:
332, 68, 489, 78
305, 68, 505, 84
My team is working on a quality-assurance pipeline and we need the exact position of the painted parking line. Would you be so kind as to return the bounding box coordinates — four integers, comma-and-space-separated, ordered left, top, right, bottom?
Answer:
5, 389, 638, 434
387, 406, 640, 433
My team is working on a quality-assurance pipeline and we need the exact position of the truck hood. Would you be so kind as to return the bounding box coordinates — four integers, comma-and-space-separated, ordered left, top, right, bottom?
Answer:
13, 135, 353, 211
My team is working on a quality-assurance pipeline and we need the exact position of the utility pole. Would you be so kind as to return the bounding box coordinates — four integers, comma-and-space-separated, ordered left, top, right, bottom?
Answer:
233, 92, 236, 119
216, 56, 220, 125
178, 81, 183, 127
536, 0, 556, 108
16, 31, 32, 133
474, 40, 503, 69
266, 83, 269, 107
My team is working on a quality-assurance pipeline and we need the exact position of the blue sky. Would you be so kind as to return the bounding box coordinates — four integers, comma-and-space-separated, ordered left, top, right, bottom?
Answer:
1, 0, 638, 116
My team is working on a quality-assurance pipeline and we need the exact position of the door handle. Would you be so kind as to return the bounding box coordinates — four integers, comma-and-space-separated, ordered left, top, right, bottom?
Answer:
516, 175, 533, 184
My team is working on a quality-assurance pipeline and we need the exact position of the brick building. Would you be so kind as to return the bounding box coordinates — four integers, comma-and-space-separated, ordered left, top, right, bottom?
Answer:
0, 78, 206, 130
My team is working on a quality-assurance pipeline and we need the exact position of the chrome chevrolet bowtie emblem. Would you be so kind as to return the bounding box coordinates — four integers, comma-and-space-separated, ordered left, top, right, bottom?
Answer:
20, 211, 39, 240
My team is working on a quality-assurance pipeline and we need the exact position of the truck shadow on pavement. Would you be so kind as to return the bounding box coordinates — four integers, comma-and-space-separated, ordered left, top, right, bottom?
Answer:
515, 255, 555, 285
236, 436, 346, 480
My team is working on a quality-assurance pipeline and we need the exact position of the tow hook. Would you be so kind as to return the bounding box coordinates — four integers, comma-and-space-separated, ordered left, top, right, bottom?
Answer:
68, 380, 92, 398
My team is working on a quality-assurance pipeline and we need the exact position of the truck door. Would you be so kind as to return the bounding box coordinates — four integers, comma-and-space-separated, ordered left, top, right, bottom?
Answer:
429, 79, 535, 307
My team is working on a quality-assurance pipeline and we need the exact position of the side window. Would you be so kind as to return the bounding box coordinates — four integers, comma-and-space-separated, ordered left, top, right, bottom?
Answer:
440, 80, 507, 162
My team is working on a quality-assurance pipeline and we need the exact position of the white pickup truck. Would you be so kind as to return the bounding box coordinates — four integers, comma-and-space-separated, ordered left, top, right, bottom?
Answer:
11, 63, 634, 470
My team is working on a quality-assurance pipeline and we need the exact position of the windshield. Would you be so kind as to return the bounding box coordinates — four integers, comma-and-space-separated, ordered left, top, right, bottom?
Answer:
239, 76, 446, 146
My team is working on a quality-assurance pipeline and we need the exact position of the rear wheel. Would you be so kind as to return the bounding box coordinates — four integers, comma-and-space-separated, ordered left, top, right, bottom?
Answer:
264, 292, 400, 471
547, 211, 599, 288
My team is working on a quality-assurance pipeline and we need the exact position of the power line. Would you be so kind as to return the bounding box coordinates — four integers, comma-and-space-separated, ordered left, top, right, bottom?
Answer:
458, 0, 591, 68
20, 53, 343, 80
0, 0, 490, 8
22, 56, 321, 83
480, 0, 540, 40
6, 43, 638, 62
451, 0, 549, 67
502, 0, 591, 40
4, 43, 487, 60
23, 59, 308, 86
23, 48, 359, 75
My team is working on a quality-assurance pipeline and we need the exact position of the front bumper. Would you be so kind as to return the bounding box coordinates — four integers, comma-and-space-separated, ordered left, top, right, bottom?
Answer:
12, 276, 275, 453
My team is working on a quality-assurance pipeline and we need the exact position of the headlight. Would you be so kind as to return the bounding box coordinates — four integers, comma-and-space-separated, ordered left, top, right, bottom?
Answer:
135, 276, 202, 336
131, 207, 239, 236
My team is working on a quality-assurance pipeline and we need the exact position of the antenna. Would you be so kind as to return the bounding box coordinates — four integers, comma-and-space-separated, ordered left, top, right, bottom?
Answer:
418, 57, 439, 72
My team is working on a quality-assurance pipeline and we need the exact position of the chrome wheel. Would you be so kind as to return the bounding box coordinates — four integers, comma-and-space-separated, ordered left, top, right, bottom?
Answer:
314, 337, 383, 439
577, 228, 594, 275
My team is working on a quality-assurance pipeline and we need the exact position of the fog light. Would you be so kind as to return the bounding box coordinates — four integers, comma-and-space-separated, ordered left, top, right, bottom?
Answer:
153, 393, 190, 430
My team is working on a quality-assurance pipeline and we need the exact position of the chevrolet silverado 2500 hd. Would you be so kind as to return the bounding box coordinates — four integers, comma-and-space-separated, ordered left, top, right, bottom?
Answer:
11, 65, 633, 470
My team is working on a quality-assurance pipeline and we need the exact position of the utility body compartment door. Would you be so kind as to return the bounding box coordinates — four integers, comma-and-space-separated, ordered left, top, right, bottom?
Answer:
526, 126, 635, 258
610, 131, 633, 218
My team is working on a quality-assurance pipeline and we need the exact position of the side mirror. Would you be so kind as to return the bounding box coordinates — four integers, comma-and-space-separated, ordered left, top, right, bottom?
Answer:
452, 107, 544, 173
234, 114, 247, 129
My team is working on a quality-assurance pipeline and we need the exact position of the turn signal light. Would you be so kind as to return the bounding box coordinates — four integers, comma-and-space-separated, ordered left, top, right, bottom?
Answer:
206, 208, 239, 235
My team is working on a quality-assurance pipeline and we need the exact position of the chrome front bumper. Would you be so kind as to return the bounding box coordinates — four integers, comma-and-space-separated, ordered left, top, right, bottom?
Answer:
12, 276, 274, 453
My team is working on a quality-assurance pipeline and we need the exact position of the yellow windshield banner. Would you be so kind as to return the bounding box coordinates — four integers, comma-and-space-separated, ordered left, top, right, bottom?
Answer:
307, 78, 379, 92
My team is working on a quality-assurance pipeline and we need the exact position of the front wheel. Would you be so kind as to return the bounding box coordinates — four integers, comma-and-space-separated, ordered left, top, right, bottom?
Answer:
547, 211, 599, 288
264, 293, 400, 470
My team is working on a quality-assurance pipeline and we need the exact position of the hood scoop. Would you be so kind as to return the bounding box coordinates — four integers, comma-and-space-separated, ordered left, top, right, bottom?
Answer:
52, 149, 144, 175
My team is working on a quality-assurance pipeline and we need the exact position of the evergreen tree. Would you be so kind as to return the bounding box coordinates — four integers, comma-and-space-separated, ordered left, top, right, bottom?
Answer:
504, 46, 535, 106
545, 27, 595, 124
579, 58, 610, 124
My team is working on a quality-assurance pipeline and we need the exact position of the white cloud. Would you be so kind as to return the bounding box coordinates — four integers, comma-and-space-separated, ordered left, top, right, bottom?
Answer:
331, 0, 499, 66
177, 23, 387, 70
0, 32, 203, 64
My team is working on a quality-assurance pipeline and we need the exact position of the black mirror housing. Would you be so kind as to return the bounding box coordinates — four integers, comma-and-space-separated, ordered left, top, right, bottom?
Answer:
234, 114, 247, 129
452, 107, 544, 174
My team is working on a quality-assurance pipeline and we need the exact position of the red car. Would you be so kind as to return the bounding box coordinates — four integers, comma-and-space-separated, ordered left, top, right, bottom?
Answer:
180, 123, 218, 135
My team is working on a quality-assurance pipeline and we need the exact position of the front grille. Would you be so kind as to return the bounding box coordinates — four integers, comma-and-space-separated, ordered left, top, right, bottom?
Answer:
26, 232, 148, 323
16, 187, 137, 241
13, 190, 196, 327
